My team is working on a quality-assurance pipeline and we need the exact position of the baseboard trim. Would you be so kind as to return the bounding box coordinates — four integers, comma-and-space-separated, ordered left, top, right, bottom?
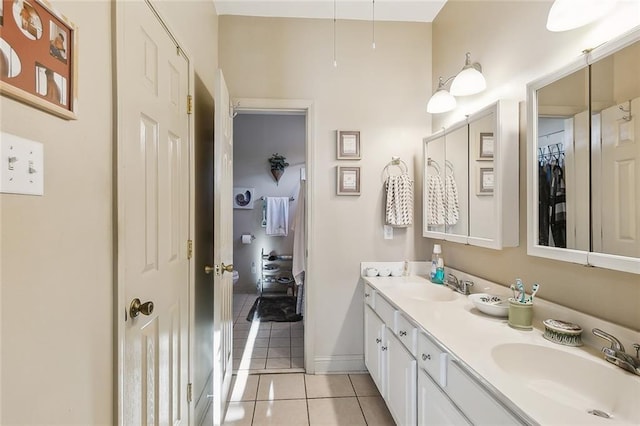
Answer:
313, 355, 367, 374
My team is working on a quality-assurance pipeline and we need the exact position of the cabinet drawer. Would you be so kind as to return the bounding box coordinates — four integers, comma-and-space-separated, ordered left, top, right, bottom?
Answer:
394, 312, 418, 356
375, 294, 396, 327
417, 333, 448, 387
364, 283, 375, 308
446, 359, 520, 425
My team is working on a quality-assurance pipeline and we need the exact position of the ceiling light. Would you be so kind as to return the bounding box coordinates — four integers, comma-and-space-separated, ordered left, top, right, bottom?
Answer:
546, 0, 618, 32
427, 52, 486, 114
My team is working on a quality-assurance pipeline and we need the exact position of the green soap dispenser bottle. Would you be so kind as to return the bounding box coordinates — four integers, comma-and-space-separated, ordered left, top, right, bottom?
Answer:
433, 258, 445, 284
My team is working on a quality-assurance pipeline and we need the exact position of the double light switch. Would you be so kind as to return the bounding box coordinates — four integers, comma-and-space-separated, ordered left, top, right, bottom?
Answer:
1, 132, 44, 196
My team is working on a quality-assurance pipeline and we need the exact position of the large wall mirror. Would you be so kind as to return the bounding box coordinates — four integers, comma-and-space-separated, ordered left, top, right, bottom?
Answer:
527, 27, 640, 274
424, 100, 519, 250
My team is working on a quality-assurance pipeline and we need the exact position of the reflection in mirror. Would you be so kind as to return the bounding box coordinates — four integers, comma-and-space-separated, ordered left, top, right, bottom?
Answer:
536, 68, 589, 250
590, 40, 640, 258
425, 132, 446, 234
444, 124, 468, 238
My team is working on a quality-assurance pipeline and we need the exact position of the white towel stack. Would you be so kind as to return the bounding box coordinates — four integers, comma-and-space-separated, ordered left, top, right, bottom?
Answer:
385, 173, 414, 227
426, 174, 445, 226
445, 174, 460, 225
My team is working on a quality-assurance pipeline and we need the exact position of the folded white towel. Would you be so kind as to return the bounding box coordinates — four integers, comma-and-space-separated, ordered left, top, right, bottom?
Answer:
265, 197, 289, 236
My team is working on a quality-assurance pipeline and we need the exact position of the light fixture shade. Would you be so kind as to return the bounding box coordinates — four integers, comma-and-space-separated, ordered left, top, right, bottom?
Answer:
450, 66, 486, 97
427, 89, 457, 114
546, 0, 617, 32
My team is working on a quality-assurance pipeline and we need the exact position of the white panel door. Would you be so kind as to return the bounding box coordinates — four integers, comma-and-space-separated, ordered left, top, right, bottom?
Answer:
118, 1, 191, 424
212, 69, 234, 425
599, 98, 640, 257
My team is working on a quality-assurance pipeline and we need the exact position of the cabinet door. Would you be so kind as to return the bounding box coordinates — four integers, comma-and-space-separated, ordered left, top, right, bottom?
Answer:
364, 305, 386, 397
418, 369, 470, 426
386, 332, 417, 426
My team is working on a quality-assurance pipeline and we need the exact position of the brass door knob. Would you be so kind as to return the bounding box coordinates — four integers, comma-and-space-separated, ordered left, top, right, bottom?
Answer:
130, 298, 154, 318
204, 265, 216, 274
221, 263, 234, 273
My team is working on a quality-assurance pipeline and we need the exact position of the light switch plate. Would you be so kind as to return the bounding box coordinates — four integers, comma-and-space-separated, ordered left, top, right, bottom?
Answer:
1, 132, 44, 196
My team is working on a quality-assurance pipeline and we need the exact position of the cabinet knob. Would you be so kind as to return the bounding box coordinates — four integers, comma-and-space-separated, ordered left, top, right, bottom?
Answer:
422, 353, 431, 361
399, 330, 407, 337
375, 338, 381, 344
381, 346, 388, 351
364, 293, 370, 297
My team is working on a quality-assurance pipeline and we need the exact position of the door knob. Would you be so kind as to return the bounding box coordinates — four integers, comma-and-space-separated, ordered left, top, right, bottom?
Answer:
204, 265, 216, 274
130, 298, 154, 318
221, 263, 234, 273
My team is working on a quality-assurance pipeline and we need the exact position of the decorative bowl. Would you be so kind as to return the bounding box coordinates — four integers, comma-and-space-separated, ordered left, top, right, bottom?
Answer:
378, 268, 391, 277
469, 293, 509, 317
543, 319, 583, 346
364, 268, 378, 277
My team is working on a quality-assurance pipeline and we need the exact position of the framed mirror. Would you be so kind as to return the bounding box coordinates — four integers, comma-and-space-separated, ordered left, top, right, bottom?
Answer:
527, 27, 640, 274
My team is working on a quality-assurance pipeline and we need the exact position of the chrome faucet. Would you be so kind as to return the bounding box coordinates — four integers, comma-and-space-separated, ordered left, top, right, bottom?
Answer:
592, 328, 640, 376
445, 273, 474, 295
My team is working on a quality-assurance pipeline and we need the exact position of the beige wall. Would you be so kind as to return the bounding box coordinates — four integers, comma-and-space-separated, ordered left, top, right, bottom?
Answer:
431, 1, 640, 330
0, 1, 218, 423
220, 16, 432, 369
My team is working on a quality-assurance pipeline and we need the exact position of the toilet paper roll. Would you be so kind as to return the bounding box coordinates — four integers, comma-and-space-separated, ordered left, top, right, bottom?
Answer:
241, 234, 253, 244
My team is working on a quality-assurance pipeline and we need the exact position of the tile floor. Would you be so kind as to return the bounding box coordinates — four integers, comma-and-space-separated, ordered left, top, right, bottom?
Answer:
223, 373, 395, 426
233, 292, 304, 372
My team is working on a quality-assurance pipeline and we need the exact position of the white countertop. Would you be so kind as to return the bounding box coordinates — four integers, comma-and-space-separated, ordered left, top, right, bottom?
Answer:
363, 270, 640, 425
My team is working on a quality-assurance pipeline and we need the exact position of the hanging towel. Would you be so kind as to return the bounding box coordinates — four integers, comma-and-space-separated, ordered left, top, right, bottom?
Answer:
385, 173, 414, 227
265, 197, 289, 236
291, 184, 306, 285
445, 173, 459, 226
426, 174, 445, 225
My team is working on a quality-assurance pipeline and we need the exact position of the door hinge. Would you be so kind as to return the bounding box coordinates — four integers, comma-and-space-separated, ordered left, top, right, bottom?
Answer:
187, 239, 193, 259
187, 383, 193, 403
187, 95, 193, 115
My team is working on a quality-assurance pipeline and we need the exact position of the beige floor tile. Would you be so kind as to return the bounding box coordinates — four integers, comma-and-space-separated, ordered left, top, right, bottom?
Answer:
251, 338, 270, 348
223, 401, 255, 426
233, 321, 253, 330
268, 337, 290, 348
234, 357, 266, 371
256, 373, 306, 400
265, 357, 291, 369
307, 397, 366, 426
358, 396, 395, 426
305, 375, 355, 399
292, 357, 305, 369
349, 374, 380, 396
234, 329, 251, 339
291, 346, 304, 357
233, 338, 248, 348
267, 347, 291, 358
270, 328, 291, 338
253, 399, 309, 426
228, 374, 260, 402
271, 322, 291, 330
291, 337, 304, 347
291, 321, 304, 329
233, 346, 268, 359
291, 329, 304, 337
257, 329, 272, 338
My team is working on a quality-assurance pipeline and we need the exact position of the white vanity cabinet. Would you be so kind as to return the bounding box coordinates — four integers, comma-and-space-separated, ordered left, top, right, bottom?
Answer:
364, 304, 386, 396
386, 332, 417, 426
418, 369, 470, 425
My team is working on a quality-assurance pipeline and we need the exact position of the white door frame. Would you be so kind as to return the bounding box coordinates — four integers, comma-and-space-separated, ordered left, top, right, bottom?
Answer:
233, 97, 316, 373
115, 1, 196, 423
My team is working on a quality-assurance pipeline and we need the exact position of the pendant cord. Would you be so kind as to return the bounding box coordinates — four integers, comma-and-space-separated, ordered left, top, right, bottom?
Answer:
333, 0, 337, 67
372, 0, 376, 49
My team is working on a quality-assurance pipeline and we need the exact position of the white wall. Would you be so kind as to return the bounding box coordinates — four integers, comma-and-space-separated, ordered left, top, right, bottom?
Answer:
430, 1, 640, 329
220, 16, 432, 371
233, 114, 306, 294
0, 1, 219, 423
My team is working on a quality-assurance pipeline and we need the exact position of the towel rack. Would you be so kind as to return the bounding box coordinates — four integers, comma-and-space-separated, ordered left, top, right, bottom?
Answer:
383, 156, 409, 180
427, 158, 441, 174
260, 196, 295, 201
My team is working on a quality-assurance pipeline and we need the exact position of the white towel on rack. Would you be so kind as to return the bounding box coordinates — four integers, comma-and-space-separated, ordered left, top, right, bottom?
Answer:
426, 174, 445, 226
265, 197, 289, 236
385, 173, 413, 227
445, 174, 459, 225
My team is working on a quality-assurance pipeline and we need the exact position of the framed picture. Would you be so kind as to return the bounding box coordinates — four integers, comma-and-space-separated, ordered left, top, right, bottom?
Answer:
479, 132, 494, 159
337, 130, 361, 160
233, 187, 255, 209
337, 166, 360, 195
0, 0, 77, 120
478, 167, 494, 195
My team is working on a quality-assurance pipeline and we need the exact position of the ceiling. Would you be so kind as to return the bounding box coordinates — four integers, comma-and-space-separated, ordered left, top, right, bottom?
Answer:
213, 0, 449, 23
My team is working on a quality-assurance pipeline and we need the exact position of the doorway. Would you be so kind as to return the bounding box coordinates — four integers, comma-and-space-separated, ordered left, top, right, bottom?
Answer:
231, 111, 307, 373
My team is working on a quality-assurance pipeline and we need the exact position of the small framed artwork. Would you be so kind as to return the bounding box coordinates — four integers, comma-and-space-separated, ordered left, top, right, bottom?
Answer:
233, 187, 255, 209
337, 130, 361, 160
337, 166, 360, 195
478, 167, 494, 195
479, 132, 494, 160
0, 0, 77, 119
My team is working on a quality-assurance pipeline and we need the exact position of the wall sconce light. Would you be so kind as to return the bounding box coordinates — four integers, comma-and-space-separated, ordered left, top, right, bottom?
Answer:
427, 52, 486, 114
546, 0, 617, 32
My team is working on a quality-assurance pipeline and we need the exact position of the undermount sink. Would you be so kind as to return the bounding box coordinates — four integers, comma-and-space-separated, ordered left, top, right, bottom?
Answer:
394, 282, 458, 302
491, 343, 640, 423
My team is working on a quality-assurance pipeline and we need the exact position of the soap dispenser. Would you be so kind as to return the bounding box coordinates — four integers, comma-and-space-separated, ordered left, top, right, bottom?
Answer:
430, 244, 442, 282
433, 258, 445, 284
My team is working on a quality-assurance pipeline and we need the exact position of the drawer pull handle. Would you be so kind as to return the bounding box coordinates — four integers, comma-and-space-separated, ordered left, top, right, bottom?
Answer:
365, 293, 370, 297
399, 331, 407, 336
376, 338, 381, 343
381, 346, 388, 351
422, 353, 431, 361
